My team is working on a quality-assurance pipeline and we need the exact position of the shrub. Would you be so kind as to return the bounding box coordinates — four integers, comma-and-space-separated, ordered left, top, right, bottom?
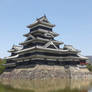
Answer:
87, 64, 92, 72
0, 59, 6, 74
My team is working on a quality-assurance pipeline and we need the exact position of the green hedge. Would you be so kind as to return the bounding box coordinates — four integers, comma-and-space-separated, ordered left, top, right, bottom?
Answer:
87, 64, 92, 72
0, 59, 6, 74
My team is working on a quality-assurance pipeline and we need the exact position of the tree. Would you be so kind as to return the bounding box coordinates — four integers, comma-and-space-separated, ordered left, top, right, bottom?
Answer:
0, 59, 6, 74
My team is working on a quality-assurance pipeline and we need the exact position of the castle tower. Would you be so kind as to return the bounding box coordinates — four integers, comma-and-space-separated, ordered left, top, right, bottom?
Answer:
5, 15, 88, 69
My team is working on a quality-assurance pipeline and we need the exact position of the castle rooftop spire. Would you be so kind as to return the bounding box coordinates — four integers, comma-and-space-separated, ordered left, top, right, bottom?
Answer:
27, 15, 55, 28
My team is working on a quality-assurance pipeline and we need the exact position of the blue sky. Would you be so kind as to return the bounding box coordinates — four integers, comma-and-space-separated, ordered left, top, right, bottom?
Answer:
0, 0, 92, 58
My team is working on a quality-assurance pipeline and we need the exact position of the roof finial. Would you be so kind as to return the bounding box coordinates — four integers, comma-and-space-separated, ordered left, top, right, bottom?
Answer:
44, 14, 46, 18
12, 44, 15, 49
13, 44, 15, 47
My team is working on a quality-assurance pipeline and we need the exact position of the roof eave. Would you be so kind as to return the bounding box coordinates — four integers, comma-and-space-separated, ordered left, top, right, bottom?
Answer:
27, 21, 55, 28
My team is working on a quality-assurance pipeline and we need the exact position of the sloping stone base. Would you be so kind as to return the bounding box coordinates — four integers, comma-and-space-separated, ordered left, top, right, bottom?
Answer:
0, 65, 92, 80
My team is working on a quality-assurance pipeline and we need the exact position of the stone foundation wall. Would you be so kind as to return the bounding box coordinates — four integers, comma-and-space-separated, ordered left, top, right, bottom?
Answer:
0, 65, 92, 80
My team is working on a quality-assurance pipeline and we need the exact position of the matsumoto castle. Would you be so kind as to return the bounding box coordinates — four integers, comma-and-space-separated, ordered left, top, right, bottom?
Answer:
5, 15, 88, 69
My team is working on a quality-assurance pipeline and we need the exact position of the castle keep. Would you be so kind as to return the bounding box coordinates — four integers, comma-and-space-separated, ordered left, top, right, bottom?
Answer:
5, 15, 88, 69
